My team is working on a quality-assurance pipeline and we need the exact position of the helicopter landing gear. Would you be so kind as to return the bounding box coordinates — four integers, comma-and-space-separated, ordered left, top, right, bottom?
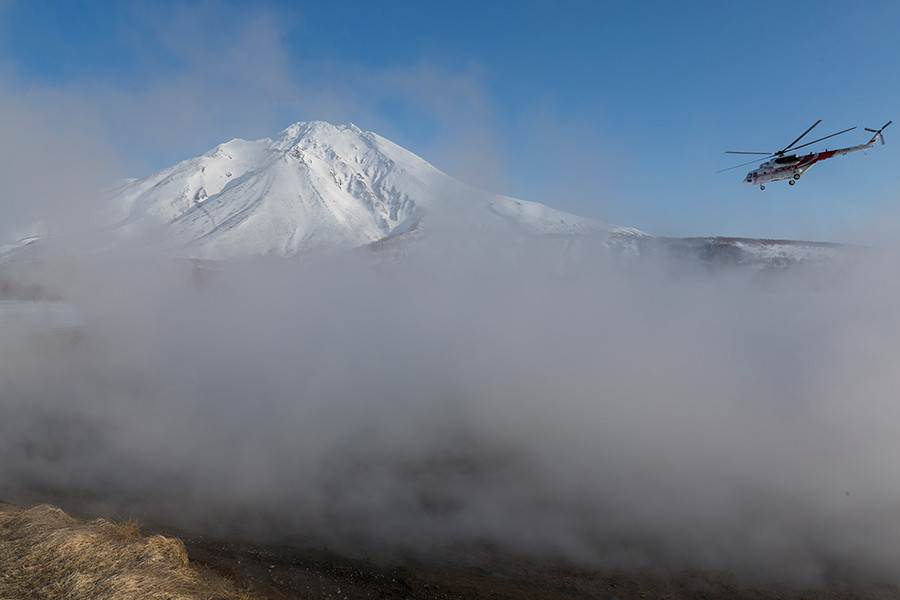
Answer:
760, 184, 765, 190
789, 179, 795, 185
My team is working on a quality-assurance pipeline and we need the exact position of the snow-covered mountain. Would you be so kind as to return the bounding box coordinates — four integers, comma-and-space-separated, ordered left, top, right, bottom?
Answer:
1, 120, 860, 270
107, 121, 644, 260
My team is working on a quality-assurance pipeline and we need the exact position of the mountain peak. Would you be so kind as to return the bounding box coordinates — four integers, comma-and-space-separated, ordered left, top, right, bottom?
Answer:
106, 120, 637, 260
272, 121, 364, 151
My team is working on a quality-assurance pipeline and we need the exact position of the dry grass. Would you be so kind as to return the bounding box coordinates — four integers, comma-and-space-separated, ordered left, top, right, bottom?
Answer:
0, 502, 253, 600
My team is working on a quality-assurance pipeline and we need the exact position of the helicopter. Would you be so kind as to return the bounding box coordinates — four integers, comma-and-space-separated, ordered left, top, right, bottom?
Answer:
718, 120, 891, 189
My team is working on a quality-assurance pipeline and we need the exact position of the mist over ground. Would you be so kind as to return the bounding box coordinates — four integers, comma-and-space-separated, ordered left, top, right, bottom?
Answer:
3, 236, 900, 586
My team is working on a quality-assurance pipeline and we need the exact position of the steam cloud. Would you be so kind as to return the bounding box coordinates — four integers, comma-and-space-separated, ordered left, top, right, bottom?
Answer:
2, 14, 900, 578
4, 3, 900, 587
4, 236, 900, 586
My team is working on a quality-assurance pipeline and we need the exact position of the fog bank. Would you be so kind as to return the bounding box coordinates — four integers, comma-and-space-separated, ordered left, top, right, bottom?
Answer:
3, 241, 900, 585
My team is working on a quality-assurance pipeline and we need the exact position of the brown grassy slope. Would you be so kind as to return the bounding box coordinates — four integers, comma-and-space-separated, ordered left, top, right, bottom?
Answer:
0, 502, 252, 600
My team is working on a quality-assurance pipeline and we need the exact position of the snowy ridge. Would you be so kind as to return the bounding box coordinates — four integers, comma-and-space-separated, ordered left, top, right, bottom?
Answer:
628, 236, 866, 270
108, 121, 640, 259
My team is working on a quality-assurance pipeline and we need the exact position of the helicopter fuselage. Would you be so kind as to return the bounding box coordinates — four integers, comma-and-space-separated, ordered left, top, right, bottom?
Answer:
743, 151, 833, 186
743, 136, 880, 188
721, 119, 891, 190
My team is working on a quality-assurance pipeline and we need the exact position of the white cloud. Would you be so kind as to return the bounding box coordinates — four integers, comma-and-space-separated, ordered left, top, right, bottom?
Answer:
0, 81, 120, 242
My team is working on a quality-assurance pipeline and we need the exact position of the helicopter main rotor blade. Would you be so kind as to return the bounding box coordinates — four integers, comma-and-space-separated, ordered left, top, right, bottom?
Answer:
779, 120, 822, 155
715, 155, 773, 173
726, 120, 828, 157
788, 126, 856, 152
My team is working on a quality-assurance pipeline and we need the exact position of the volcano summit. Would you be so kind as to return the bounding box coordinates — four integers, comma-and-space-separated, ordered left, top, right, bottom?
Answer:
107, 121, 643, 260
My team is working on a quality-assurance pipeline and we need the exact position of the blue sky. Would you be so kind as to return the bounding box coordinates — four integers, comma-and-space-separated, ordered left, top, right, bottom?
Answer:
1, 0, 898, 241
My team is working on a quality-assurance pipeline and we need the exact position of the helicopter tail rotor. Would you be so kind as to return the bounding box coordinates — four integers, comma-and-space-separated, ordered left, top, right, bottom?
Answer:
865, 121, 892, 145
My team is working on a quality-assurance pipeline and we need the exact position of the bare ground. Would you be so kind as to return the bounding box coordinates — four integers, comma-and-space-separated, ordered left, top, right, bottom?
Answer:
4, 500, 900, 600
176, 534, 900, 600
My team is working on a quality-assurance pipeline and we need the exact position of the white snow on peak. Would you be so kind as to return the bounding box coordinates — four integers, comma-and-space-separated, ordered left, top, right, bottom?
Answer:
106, 121, 644, 259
